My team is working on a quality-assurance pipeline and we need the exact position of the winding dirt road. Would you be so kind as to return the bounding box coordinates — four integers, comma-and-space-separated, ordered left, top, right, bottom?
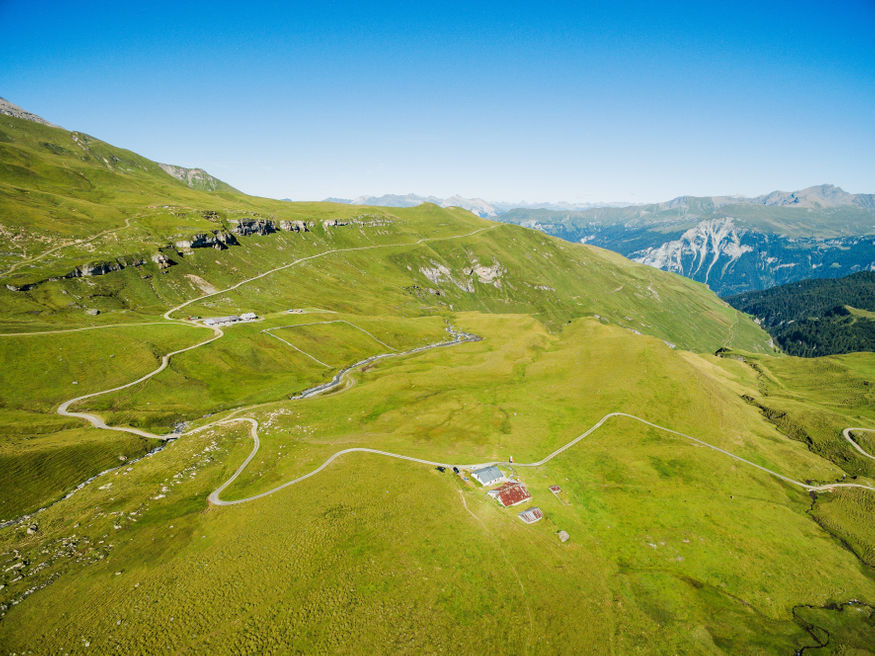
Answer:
843, 428, 875, 460
56, 324, 223, 440
7, 222, 872, 522
207, 412, 875, 506
53, 225, 496, 438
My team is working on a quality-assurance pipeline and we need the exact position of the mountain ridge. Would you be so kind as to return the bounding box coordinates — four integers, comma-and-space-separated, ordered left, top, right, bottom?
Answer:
0, 96, 59, 128
497, 187, 875, 295
321, 184, 875, 220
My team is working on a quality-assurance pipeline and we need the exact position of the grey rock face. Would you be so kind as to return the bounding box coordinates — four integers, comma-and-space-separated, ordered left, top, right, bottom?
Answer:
175, 231, 238, 250
279, 220, 310, 232
233, 219, 276, 236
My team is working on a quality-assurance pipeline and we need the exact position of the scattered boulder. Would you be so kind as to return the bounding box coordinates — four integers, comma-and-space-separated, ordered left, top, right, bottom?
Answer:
151, 252, 175, 269
85, 308, 100, 316
557, 530, 570, 543
26, 524, 38, 535
404, 284, 445, 300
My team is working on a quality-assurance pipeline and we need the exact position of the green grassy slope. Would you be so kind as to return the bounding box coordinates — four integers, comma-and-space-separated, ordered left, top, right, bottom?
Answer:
0, 114, 773, 517
1, 314, 872, 654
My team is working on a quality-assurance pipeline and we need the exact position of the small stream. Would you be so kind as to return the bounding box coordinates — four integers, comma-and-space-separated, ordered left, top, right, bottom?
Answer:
292, 325, 482, 400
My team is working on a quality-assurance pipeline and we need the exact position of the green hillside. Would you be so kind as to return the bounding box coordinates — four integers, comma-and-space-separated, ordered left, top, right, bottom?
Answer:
0, 114, 873, 654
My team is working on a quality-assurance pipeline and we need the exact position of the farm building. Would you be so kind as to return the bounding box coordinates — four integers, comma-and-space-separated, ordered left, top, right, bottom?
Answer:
203, 315, 240, 326
487, 481, 532, 507
240, 312, 258, 321
549, 485, 562, 494
518, 507, 544, 524
471, 465, 504, 487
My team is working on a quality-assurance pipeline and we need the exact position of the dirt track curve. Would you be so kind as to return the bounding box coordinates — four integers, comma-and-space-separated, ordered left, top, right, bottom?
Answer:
4, 223, 871, 525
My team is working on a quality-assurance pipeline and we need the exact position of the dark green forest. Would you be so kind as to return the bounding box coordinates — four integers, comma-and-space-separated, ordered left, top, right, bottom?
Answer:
725, 271, 875, 357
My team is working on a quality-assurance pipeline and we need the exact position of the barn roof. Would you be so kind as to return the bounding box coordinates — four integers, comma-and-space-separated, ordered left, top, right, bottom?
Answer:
489, 481, 532, 507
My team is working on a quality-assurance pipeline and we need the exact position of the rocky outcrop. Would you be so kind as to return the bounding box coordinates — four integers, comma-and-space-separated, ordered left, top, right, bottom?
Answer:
69, 261, 120, 277
279, 220, 310, 232
3, 213, 347, 294
233, 219, 276, 236
175, 231, 238, 251
419, 258, 506, 292
420, 262, 473, 292
6, 254, 153, 291
464, 260, 505, 288
66, 256, 146, 279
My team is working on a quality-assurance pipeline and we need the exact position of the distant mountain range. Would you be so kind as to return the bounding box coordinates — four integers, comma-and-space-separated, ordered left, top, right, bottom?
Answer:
319, 186, 875, 295
498, 185, 875, 296
323, 185, 875, 221
318, 194, 631, 218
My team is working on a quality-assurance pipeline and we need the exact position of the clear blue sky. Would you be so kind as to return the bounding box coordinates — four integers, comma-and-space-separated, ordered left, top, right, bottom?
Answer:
1, 0, 873, 203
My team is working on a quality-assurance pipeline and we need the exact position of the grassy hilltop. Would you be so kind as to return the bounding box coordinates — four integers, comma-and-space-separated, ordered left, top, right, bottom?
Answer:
0, 113, 873, 654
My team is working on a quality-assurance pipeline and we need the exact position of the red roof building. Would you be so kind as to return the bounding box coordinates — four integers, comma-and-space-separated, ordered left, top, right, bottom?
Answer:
487, 481, 532, 507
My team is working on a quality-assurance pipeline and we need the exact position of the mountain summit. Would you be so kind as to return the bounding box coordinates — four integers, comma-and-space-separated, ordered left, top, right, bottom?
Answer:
753, 184, 875, 209
0, 96, 59, 128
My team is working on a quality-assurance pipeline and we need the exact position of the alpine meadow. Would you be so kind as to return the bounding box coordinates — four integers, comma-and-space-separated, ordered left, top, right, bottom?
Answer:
2, 2, 874, 654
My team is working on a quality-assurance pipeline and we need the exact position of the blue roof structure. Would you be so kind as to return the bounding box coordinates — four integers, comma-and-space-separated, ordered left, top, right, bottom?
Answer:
470, 465, 504, 486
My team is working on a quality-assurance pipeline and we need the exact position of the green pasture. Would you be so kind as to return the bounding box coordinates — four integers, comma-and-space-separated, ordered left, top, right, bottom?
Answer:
1, 317, 872, 652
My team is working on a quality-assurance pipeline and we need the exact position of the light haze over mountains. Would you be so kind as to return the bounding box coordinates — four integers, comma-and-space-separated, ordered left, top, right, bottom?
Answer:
322, 184, 875, 219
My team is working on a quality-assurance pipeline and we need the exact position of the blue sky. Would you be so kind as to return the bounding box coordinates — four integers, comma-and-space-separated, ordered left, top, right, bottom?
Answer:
1, 0, 873, 203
